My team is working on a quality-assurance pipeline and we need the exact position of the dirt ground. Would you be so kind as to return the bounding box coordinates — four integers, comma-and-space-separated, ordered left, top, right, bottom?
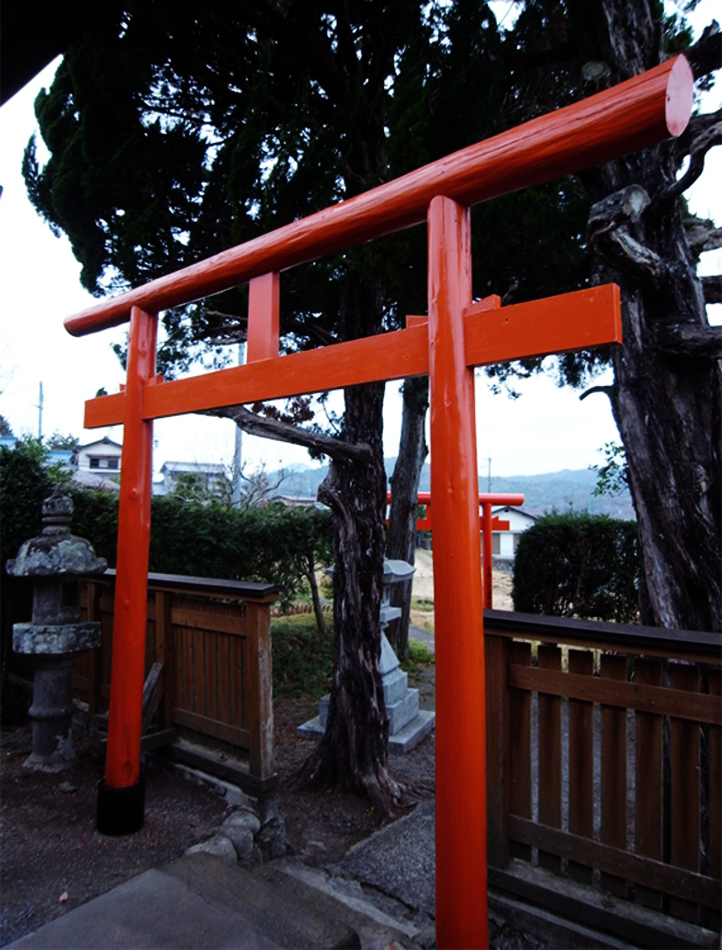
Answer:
1, 562, 519, 947
0, 667, 438, 946
410, 551, 514, 633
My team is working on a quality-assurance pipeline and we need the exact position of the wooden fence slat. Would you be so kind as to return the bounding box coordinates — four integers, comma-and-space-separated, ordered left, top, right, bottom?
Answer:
705, 668, 721, 932
508, 640, 532, 862
205, 625, 218, 724
218, 634, 232, 728
508, 816, 721, 909
231, 634, 246, 734
193, 626, 206, 717
634, 658, 663, 910
538, 645, 562, 874
507, 664, 721, 724
601, 653, 628, 898
568, 649, 594, 884
669, 662, 701, 923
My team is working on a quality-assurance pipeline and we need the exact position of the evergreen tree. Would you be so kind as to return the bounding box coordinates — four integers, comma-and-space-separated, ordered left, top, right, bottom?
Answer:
22, 0, 721, 808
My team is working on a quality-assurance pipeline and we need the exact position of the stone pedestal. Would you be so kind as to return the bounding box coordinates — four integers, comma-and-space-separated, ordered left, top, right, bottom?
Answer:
298, 559, 435, 754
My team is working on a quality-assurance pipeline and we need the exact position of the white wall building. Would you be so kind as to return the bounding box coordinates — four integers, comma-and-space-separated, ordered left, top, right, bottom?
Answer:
76, 436, 122, 475
157, 461, 229, 498
492, 506, 537, 561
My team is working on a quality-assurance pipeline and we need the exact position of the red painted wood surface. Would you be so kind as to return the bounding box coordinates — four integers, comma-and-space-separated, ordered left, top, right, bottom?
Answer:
104, 307, 156, 788
83, 284, 621, 428
428, 196, 488, 949
65, 58, 691, 338
247, 272, 280, 363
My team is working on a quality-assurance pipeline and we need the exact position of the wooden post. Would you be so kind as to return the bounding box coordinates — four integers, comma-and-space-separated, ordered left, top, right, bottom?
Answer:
246, 600, 274, 781
97, 306, 156, 836
428, 195, 488, 949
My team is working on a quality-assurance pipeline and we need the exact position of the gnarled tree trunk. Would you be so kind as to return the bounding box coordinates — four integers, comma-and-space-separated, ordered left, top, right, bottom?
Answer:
387, 375, 429, 659
569, 0, 722, 631
294, 282, 403, 815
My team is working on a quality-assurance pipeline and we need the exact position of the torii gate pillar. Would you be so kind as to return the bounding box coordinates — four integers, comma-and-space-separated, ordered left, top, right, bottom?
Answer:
428, 196, 488, 948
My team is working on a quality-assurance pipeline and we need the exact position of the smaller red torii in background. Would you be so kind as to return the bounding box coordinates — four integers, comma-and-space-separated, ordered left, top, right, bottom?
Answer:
387, 492, 524, 608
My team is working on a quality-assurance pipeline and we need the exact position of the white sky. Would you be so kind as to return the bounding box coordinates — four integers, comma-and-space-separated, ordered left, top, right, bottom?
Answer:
1, 3, 719, 482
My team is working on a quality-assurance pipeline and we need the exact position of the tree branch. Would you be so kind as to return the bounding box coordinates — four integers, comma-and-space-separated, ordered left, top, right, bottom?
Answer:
654, 323, 722, 359
703, 275, 722, 304
201, 404, 373, 465
579, 385, 616, 403
667, 108, 722, 200
685, 21, 722, 81
587, 186, 667, 283
684, 216, 722, 255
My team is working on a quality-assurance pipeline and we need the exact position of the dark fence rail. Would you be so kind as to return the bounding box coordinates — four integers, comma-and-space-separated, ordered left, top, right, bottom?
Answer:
484, 610, 721, 943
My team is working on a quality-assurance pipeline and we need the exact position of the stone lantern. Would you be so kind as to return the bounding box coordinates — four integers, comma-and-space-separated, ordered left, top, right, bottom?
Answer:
7, 487, 107, 770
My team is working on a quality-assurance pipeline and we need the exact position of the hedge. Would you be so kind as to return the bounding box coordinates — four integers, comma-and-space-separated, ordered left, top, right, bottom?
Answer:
512, 509, 639, 623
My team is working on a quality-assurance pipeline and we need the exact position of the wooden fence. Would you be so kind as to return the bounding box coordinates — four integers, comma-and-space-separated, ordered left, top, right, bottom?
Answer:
74, 571, 279, 798
484, 610, 721, 947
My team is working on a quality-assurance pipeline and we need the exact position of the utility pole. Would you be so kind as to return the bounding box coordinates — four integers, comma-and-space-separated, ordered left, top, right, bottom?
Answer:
486, 457, 491, 493
38, 382, 43, 440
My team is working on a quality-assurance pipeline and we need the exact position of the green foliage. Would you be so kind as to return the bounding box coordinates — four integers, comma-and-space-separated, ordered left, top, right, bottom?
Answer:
590, 442, 629, 498
1, 445, 332, 609
71, 486, 334, 610
271, 615, 334, 698
23, 1, 596, 391
401, 638, 436, 676
512, 510, 639, 623
0, 416, 13, 437
46, 431, 79, 450
0, 438, 67, 566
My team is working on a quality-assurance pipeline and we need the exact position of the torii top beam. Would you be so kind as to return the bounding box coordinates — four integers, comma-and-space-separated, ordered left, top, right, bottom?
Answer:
64, 56, 693, 339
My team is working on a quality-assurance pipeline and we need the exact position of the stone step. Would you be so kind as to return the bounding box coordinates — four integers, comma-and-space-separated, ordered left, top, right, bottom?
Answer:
387, 687, 419, 735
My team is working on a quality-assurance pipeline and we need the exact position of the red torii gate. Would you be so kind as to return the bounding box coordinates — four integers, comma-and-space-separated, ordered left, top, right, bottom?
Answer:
387, 491, 525, 608
64, 56, 692, 949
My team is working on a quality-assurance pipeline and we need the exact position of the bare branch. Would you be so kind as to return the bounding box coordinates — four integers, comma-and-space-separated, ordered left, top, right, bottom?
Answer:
202, 404, 373, 465
685, 21, 722, 81
684, 216, 722, 255
703, 275, 722, 304
654, 323, 722, 359
579, 385, 615, 403
667, 109, 722, 199
666, 149, 707, 200
587, 186, 666, 283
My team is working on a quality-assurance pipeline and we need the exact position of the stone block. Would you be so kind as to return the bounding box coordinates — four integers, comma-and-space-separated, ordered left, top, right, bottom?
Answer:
382, 666, 408, 706
387, 687, 419, 735
379, 633, 399, 676
389, 710, 436, 755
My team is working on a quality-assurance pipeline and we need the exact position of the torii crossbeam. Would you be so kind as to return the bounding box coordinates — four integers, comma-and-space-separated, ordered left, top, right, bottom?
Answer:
65, 56, 693, 950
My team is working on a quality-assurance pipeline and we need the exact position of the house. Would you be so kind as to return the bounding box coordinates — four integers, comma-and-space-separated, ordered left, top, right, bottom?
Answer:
156, 461, 229, 498
76, 436, 122, 475
491, 506, 537, 563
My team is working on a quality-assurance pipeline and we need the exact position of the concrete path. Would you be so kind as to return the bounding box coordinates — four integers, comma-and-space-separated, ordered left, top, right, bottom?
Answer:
4, 848, 421, 950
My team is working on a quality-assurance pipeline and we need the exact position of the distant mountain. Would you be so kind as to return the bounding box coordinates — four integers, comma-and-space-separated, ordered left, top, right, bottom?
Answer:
274, 460, 634, 521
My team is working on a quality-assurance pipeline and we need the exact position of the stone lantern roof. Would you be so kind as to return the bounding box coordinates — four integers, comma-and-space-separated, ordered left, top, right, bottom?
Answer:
6, 486, 107, 578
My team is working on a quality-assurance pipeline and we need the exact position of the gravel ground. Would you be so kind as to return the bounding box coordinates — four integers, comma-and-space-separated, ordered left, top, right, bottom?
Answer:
0, 724, 229, 946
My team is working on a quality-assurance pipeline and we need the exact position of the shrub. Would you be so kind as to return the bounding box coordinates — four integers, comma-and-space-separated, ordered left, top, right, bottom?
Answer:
512, 510, 639, 623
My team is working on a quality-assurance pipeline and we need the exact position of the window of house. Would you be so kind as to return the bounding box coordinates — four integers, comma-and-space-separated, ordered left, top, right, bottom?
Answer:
89, 458, 100, 469
106, 458, 119, 470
